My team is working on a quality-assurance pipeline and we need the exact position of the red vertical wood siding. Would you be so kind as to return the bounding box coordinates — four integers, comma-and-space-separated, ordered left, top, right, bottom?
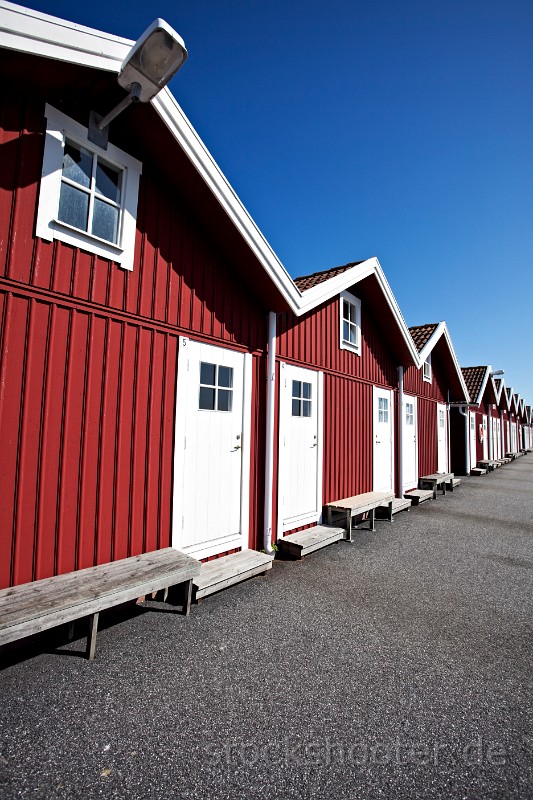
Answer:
0, 90, 268, 588
322, 375, 374, 501
417, 397, 438, 477
277, 299, 397, 388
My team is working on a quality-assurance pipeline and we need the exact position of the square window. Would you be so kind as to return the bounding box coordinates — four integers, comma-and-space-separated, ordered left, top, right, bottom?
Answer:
199, 362, 234, 412
199, 386, 216, 410
36, 105, 142, 271
200, 362, 216, 386
292, 380, 313, 417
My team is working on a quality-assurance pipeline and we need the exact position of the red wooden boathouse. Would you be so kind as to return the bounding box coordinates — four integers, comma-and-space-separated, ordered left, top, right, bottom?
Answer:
403, 322, 469, 489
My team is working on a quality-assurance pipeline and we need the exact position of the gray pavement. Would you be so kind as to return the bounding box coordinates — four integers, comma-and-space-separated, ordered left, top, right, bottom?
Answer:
1, 455, 532, 799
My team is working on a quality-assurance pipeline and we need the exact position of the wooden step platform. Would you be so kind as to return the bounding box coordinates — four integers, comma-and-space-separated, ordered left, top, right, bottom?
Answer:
470, 467, 487, 476
324, 491, 395, 537
418, 472, 454, 498
277, 525, 345, 560
193, 550, 273, 600
376, 497, 412, 519
448, 477, 461, 488
404, 489, 433, 506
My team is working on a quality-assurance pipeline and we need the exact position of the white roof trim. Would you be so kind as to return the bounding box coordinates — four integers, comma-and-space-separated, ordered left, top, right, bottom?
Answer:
0, 0, 132, 70
417, 321, 470, 401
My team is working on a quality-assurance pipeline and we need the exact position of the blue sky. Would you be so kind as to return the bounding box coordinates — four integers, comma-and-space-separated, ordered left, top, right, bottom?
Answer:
27, 0, 533, 402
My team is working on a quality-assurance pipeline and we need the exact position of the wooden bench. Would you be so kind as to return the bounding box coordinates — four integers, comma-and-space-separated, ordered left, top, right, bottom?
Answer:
324, 491, 395, 541
0, 548, 200, 660
477, 460, 497, 473
277, 525, 345, 559
418, 472, 454, 499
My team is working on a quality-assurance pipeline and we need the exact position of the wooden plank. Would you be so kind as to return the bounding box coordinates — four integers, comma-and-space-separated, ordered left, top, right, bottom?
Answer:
325, 491, 395, 516
194, 551, 273, 599
278, 525, 345, 559
404, 489, 433, 505
377, 497, 412, 517
0, 549, 200, 646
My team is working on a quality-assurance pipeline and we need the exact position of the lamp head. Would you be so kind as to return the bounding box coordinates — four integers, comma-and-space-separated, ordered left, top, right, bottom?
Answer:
118, 19, 187, 102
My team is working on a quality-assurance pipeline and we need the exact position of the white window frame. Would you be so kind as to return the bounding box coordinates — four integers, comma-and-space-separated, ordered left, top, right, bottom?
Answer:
36, 104, 142, 271
422, 354, 432, 383
339, 290, 361, 355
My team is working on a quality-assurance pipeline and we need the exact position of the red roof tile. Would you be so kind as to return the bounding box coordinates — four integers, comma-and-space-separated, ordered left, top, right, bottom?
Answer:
461, 366, 489, 404
408, 323, 439, 352
294, 261, 364, 292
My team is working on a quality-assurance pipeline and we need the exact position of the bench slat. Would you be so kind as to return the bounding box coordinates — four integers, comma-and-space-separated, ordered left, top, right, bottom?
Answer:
0, 549, 200, 645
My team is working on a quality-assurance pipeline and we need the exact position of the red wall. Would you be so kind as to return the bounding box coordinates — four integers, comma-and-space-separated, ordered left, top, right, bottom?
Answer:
0, 89, 267, 588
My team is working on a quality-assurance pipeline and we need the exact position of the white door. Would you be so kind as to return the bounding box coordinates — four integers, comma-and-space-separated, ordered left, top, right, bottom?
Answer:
496, 418, 501, 459
511, 422, 517, 452
469, 412, 477, 470
402, 394, 418, 491
172, 338, 251, 560
492, 418, 499, 459
437, 403, 448, 472
506, 421, 510, 454
482, 415, 488, 459
373, 387, 394, 492
278, 363, 322, 533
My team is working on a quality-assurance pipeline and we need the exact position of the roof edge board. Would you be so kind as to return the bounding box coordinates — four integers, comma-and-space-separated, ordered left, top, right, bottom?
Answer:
0, 0, 132, 70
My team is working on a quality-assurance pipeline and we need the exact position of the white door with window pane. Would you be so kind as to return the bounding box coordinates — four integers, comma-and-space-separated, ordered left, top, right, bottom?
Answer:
278, 363, 322, 533
172, 338, 251, 559
402, 394, 417, 491
469, 412, 477, 469
437, 403, 448, 472
496, 418, 501, 459
373, 387, 394, 492
481, 415, 488, 460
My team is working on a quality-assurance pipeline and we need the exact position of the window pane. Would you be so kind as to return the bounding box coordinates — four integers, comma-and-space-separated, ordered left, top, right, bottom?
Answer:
218, 366, 233, 388
343, 320, 350, 342
62, 141, 92, 188
217, 389, 233, 412
58, 182, 89, 231
349, 324, 356, 344
302, 400, 311, 418
200, 362, 216, 386
292, 381, 301, 399
199, 386, 215, 410
92, 198, 119, 243
379, 410, 384, 423
302, 382, 311, 400
292, 399, 301, 416
95, 159, 121, 203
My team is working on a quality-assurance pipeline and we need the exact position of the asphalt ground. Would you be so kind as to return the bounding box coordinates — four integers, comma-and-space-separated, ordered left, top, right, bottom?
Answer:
1, 455, 532, 800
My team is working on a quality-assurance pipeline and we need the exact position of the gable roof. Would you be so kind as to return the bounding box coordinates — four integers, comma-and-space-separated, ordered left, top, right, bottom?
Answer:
293, 258, 420, 366
406, 321, 469, 401
0, 0, 302, 311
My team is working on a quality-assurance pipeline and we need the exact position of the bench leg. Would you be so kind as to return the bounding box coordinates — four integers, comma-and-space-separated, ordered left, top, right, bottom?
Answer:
345, 509, 353, 542
442, 482, 447, 496
87, 612, 99, 660
182, 579, 193, 617
388, 501, 393, 523
369, 508, 375, 532
67, 621, 75, 641
163, 587, 169, 603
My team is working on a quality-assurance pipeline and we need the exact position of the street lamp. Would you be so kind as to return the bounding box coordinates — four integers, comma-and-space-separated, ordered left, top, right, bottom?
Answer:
89, 18, 187, 147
